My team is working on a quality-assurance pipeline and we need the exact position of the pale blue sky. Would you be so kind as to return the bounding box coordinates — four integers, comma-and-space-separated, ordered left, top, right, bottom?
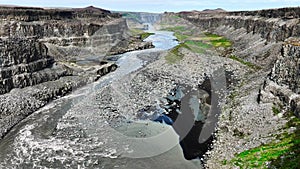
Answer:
0, 0, 299, 12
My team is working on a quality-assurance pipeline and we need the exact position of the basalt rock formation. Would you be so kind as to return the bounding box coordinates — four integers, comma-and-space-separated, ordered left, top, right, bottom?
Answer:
0, 6, 150, 139
179, 7, 300, 118
174, 7, 300, 168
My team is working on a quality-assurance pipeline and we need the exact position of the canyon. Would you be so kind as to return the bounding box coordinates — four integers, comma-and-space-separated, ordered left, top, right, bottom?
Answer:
0, 6, 152, 140
0, 5, 299, 169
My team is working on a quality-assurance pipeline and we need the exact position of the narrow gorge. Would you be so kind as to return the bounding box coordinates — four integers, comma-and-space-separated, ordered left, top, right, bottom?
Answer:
0, 5, 299, 169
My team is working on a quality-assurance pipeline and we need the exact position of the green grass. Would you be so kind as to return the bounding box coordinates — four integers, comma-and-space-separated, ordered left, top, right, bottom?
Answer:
272, 106, 281, 115
130, 28, 144, 35
162, 26, 186, 32
229, 55, 261, 70
129, 29, 154, 40
165, 43, 191, 64
140, 32, 155, 40
184, 40, 212, 54
230, 111, 300, 169
161, 28, 234, 61
171, 15, 181, 20
211, 39, 232, 48
185, 40, 211, 49
162, 26, 190, 41
174, 32, 189, 41
203, 32, 232, 48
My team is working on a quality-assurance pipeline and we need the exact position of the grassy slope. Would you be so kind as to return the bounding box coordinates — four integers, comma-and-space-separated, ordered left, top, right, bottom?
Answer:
161, 25, 233, 64
230, 110, 300, 169
162, 25, 261, 71
130, 28, 155, 40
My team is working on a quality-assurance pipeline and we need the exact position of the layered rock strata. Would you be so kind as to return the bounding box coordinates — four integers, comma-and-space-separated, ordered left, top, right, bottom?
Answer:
0, 6, 147, 139
176, 7, 300, 168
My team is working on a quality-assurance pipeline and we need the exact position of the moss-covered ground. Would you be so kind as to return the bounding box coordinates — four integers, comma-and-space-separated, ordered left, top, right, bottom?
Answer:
230, 110, 300, 169
161, 25, 233, 64
129, 29, 155, 40
229, 55, 261, 70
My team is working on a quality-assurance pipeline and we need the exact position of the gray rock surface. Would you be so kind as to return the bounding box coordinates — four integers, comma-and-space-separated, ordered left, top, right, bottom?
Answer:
0, 6, 144, 139
175, 7, 300, 168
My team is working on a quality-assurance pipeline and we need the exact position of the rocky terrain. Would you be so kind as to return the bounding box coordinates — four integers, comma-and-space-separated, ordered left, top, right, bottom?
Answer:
0, 5, 299, 169
169, 7, 300, 168
0, 6, 153, 139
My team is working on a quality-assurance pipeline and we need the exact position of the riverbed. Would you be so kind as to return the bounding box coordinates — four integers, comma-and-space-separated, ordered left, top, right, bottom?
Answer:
0, 30, 202, 169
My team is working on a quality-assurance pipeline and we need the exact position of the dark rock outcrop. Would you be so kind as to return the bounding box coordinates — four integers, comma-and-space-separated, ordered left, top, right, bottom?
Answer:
260, 41, 300, 117
0, 38, 70, 94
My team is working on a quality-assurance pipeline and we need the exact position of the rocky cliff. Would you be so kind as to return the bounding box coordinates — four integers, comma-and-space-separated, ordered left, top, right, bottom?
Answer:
0, 6, 131, 59
0, 6, 153, 94
261, 41, 300, 118
0, 6, 149, 139
175, 7, 300, 168
179, 7, 299, 67
179, 7, 300, 110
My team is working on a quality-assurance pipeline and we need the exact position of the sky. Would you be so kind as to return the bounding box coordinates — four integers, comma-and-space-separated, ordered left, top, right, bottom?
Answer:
0, 0, 299, 13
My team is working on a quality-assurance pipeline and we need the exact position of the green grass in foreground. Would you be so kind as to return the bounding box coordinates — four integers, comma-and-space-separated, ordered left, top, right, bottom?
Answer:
230, 111, 300, 169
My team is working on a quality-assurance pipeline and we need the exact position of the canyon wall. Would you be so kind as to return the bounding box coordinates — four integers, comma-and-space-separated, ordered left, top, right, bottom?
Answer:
0, 6, 140, 138
0, 6, 151, 95
178, 7, 300, 115
0, 6, 131, 59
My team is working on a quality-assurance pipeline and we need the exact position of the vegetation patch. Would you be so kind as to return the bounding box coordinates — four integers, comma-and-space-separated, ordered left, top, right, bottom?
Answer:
229, 55, 261, 70
140, 32, 155, 40
160, 28, 234, 61
129, 29, 154, 40
272, 106, 281, 115
203, 32, 232, 48
171, 15, 181, 20
230, 111, 300, 169
185, 40, 211, 49
130, 28, 144, 36
161, 26, 191, 41
162, 26, 186, 32
174, 32, 189, 41
165, 43, 190, 64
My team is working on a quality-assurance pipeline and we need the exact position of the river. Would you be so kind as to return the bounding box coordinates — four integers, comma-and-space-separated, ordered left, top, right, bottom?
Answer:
0, 30, 202, 169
